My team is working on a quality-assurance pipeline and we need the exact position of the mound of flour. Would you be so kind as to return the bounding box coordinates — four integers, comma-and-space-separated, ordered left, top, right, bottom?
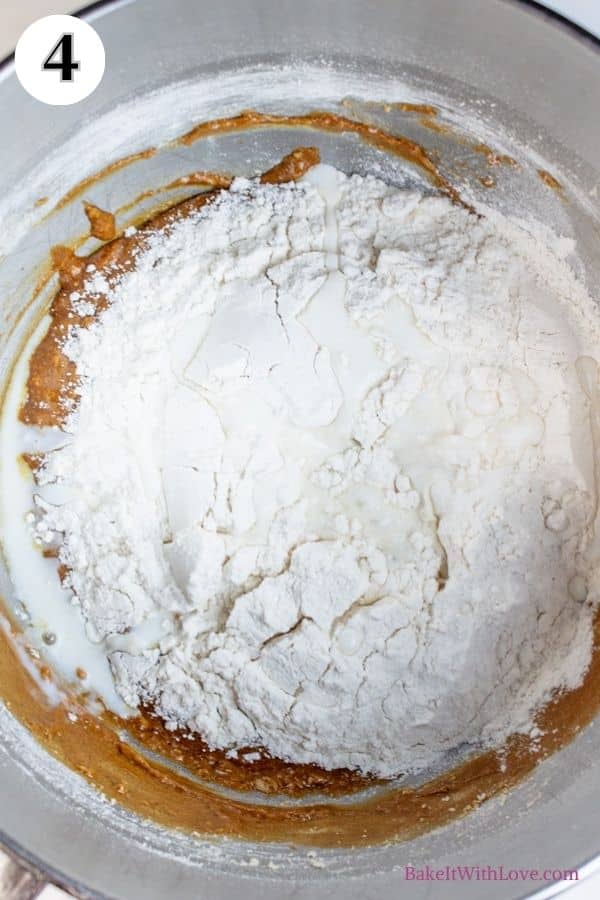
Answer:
31, 165, 600, 778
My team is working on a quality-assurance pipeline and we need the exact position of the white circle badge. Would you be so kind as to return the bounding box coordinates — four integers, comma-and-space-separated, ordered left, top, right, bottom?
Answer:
15, 15, 105, 106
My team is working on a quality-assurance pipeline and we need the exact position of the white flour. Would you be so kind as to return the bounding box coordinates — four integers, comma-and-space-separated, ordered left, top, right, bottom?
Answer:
29, 165, 600, 778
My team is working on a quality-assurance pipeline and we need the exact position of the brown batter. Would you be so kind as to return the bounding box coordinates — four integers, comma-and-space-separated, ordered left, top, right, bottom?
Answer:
177, 110, 453, 196
473, 143, 518, 168
2, 116, 597, 848
53, 148, 157, 212
538, 169, 563, 192
83, 202, 117, 241
1, 612, 599, 847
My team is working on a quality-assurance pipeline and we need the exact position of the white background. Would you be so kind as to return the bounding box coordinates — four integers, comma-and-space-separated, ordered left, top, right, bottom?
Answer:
1, 1, 599, 898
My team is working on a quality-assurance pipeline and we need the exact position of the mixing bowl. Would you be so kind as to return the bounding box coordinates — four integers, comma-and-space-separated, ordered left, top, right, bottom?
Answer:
1, 0, 599, 897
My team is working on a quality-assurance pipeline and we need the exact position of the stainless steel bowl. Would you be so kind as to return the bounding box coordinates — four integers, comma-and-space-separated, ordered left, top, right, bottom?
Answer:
1, 1, 599, 897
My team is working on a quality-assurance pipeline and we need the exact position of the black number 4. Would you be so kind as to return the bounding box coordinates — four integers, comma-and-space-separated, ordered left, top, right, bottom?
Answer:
43, 33, 80, 82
